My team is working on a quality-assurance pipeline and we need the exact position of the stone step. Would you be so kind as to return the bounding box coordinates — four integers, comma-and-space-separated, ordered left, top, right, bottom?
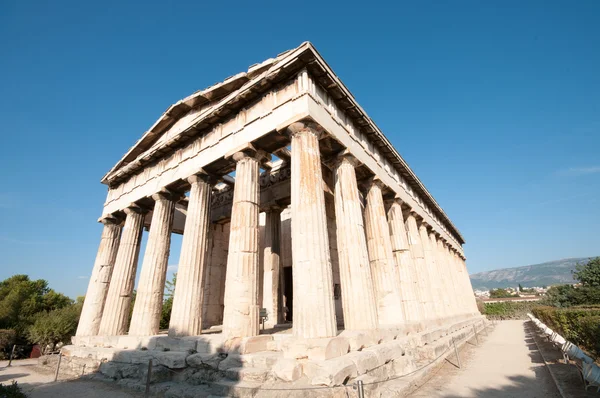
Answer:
224, 366, 270, 382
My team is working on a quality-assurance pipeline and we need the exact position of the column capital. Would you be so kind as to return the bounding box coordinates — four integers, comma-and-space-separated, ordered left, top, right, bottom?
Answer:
187, 171, 218, 186
123, 203, 147, 216
285, 120, 326, 139
98, 214, 120, 225
151, 189, 181, 203
365, 175, 386, 190
225, 143, 269, 163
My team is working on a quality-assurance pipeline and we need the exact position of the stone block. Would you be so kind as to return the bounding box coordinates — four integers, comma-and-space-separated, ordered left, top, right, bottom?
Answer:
239, 335, 273, 354
225, 367, 269, 382
244, 351, 282, 368
217, 354, 245, 371
152, 336, 197, 352
303, 357, 358, 386
116, 335, 151, 350
187, 352, 225, 369
345, 350, 379, 375
339, 330, 377, 352
152, 351, 189, 368
306, 337, 350, 361
273, 358, 302, 382
364, 341, 404, 366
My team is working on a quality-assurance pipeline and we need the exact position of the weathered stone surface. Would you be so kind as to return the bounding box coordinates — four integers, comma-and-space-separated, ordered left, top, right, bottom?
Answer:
339, 330, 378, 352
307, 337, 350, 361
77, 218, 121, 337
222, 150, 263, 339
364, 178, 404, 326
217, 354, 245, 371
289, 123, 337, 339
225, 367, 269, 382
186, 352, 225, 369
273, 358, 302, 382
345, 350, 380, 375
303, 356, 358, 386
169, 175, 213, 337
129, 193, 176, 336
333, 154, 379, 331
364, 341, 405, 366
113, 350, 188, 369
99, 207, 145, 336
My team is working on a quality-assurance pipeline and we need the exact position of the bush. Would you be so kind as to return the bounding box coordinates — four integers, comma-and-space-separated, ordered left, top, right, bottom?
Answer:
0, 329, 16, 360
27, 302, 82, 354
543, 285, 600, 307
532, 306, 600, 358
0, 381, 27, 398
483, 301, 542, 320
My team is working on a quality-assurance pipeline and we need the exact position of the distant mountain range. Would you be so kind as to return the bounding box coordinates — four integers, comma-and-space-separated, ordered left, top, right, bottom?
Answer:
469, 257, 596, 291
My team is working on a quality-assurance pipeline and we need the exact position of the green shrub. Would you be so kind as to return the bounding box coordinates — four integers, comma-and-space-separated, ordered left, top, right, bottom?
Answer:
0, 329, 16, 360
483, 301, 542, 320
532, 306, 600, 358
27, 302, 82, 353
0, 381, 27, 398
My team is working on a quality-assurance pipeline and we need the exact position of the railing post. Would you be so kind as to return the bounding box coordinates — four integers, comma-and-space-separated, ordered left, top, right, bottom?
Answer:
53, 352, 62, 382
145, 359, 153, 398
473, 324, 479, 345
7, 345, 16, 367
356, 380, 365, 398
452, 337, 462, 369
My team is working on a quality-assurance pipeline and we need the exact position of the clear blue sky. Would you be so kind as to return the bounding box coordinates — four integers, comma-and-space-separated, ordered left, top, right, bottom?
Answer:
1, 1, 598, 298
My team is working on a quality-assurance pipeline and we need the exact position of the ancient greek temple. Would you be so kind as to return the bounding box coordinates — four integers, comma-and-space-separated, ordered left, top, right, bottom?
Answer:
70, 42, 481, 391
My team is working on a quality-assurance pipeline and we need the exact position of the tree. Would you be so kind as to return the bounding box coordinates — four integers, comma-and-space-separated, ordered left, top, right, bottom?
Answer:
0, 275, 72, 339
27, 301, 82, 353
573, 257, 600, 287
489, 288, 516, 298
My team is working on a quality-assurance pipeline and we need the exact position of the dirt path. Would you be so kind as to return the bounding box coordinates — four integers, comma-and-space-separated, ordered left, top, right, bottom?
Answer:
410, 320, 561, 398
0, 358, 141, 398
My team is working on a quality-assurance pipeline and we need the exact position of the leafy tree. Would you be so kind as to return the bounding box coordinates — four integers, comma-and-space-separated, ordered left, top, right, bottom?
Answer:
27, 301, 82, 353
0, 275, 72, 339
573, 257, 600, 287
489, 288, 515, 298
543, 284, 600, 307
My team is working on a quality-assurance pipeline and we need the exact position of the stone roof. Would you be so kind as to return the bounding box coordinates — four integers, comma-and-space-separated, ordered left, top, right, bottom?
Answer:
102, 42, 465, 244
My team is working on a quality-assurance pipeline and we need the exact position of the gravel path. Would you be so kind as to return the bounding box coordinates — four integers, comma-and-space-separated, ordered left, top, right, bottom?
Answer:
410, 320, 561, 398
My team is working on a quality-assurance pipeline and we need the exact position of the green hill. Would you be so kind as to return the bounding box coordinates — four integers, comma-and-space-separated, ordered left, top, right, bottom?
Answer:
469, 257, 596, 290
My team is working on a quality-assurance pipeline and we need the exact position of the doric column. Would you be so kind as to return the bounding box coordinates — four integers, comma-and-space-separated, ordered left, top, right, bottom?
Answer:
77, 216, 122, 336
261, 207, 282, 329
289, 122, 337, 338
129, 192, 176, 336
460, 255, 478, 313
169, 174, 213, 337
99, 206, 145, 336
439, 239, 458, 317
332, 153, 378, 331
364, 177, 404, 326
418, 222, 441, 319
429, 231, 448, 319
451, 249, 468, 314
222, 149, 264, 338
387, 199, 420, 322
405, 212, 431, 320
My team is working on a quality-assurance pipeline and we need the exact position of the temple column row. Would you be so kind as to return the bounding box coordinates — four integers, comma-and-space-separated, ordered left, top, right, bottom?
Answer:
79, 124, 476, 339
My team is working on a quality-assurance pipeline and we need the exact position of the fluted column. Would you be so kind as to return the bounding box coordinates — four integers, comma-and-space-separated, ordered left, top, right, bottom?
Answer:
169, 174, 213, 337
439, 239, 458, 317
99, 206, 145, 336
388, 199, 420, 322
77, 217, 122, 336
418, 222, 441, 319
452, 249, 468, 314
333, 154, 378, 331
460, 255, 478, 313
262, 208, 282, 328
222, 149, 263, 338
289, 122, 337, 338
364, 177, 404, 326
405, 212, 431, 320
129, 192, 176, 336
429, 231, 449, 319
